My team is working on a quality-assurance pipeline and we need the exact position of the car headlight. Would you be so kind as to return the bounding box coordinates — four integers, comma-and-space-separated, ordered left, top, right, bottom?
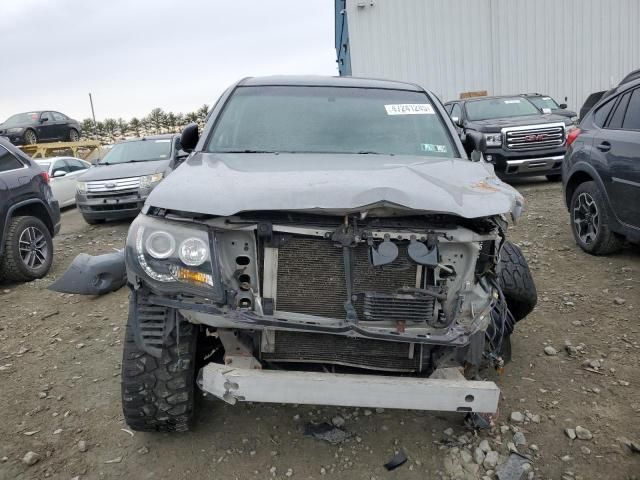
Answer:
126, 215, 218, 294
484, 133, 502, 147
570, 116, 578, 124
77, 182, 87, 193
7, 128, 23, 133
139, 173, 164, 188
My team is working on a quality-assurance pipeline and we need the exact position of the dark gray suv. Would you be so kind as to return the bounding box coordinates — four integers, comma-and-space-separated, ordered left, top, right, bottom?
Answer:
563, 78, 640, 254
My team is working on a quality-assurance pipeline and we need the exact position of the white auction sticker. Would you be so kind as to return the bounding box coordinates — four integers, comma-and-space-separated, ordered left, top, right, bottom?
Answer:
504, 99, 521, 104
385, 104, 434, 115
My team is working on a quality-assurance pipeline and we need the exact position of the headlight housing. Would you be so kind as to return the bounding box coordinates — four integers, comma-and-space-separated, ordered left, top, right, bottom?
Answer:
140, 173, 164, 189
570, 116, 578, 124
77, 182, 87, 193
126, 215, 223, 299
484, 133, 502, 147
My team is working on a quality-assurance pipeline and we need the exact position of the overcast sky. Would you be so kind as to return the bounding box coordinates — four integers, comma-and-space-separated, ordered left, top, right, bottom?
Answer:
0, 0, 336, 122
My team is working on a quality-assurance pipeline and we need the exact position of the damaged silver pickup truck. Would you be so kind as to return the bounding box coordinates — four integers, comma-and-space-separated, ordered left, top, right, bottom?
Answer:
51, 76, 537, 432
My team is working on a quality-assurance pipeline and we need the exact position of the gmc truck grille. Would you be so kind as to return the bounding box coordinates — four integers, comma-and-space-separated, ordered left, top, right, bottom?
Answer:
261, 331, 424, 372
504, 123, 565, 151
275, 236, 419, 320
86, 176, 141, 192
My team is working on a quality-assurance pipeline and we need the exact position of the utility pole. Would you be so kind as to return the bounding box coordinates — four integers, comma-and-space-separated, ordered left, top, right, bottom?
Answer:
88, 93, 97, 140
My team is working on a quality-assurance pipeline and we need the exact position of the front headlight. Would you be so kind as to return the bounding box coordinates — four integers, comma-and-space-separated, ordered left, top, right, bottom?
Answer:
7, 128, 23, 133
77, 182, 87, 193
139, 173, 164, 188
570, 116, 578, 124
484, 133, 502, 147
127, 215, 216, 292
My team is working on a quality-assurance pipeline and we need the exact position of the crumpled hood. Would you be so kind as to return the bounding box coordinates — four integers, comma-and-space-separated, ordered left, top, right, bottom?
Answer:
146, 153, 523, 219
78, 159, 169, 182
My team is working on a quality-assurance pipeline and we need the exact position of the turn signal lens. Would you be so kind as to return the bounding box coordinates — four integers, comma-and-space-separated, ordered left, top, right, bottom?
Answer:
566, 128, 581, 146
170, 266, 213, 286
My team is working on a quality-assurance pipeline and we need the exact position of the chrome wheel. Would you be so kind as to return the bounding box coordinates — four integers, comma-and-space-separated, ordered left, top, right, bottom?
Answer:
573, 192, 599, 245
24, 130, 37, 145
18, 226, 48, 269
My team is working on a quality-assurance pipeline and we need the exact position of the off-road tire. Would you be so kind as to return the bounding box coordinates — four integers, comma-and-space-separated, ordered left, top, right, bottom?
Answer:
82, 215, 105, 225
546, 174, 562, 182
24, 129, 37, 145
0, 216, 53, 282
570, 181, 623, 255
497, 241, 537, 322
121, 306, 197, 432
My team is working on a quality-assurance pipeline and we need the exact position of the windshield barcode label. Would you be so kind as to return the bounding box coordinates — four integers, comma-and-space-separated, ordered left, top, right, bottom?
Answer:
385, 104, 434, 115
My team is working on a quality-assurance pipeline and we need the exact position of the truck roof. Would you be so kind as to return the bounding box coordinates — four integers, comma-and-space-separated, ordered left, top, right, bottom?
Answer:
240, 75, 424, 92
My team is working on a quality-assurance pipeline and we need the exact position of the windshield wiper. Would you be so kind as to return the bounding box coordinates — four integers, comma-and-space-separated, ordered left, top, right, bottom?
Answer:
218, 149, 277, 154
356, 151, 391, 155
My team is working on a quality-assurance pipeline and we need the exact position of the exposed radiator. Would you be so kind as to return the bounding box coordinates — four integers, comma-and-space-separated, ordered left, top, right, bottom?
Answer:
260, 331, 424, 372
275, 236, 419, 319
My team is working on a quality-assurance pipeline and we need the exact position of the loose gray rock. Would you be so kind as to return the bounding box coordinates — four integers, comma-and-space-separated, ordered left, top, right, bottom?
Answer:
565, 428, 577, 440
331, 416, 345, 428
479, 439, 491, 453
575, 426, 592, 440
460, 449, 473, 464
77, 440, 87, 452
513, 431, 527, 446
510, 411, 524, 423
443, 427, 454, 436
483, 450, 500, 469
474, 447, 486, 465
544, 346, 558, 356
613, 297, 626, 305
580, 446, 591, 455
22, 451, 40, 466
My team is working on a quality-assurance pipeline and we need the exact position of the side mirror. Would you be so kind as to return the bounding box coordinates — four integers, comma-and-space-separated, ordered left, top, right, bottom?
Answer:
40, 117, 49, 123
451, 116, 462, 126
464, 131, 487, 161
180, 123, 199, 152
53, 170, 67, 178
559, 103, 568, 109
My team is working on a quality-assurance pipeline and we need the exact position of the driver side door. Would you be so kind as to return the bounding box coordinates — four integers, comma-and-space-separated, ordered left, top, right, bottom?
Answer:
36, 112, 56, 141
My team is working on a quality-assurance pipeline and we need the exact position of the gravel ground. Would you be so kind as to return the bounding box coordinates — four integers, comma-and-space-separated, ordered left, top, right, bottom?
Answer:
0, 179, 638, 480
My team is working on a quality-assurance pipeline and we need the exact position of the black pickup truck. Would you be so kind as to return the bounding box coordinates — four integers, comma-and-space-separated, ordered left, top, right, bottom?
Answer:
445, 95, 574, 181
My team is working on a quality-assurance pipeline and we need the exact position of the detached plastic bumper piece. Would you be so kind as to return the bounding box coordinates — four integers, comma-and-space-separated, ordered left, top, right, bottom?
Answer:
48, 250, 126, 295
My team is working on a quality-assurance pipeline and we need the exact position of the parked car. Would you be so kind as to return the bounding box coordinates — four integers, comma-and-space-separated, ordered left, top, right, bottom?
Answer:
444, 95, 574, 181
0, 137, 61, 282
76, 134, 183, 224
51, 76, 537, 433
0, 111, 82, 145
35, 157, 92, 207
520, 93, 578, 125
579, 69, 640, 121
563, 77, 640, 255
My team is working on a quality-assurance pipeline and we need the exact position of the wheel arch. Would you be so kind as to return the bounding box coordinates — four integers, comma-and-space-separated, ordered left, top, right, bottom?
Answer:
564, 163, 611, 210
1, 200, 54, 256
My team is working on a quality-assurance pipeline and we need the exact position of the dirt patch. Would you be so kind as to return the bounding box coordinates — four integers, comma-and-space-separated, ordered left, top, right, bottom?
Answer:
1, 181, 638, 480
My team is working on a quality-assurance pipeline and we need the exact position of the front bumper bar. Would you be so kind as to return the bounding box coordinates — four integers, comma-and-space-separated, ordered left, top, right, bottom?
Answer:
504, 155, 564, 176
200, 363, 500, 413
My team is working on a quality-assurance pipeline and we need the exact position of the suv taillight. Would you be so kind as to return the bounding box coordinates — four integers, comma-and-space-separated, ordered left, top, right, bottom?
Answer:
40, 171, 50, 184
566, 128, 581, 147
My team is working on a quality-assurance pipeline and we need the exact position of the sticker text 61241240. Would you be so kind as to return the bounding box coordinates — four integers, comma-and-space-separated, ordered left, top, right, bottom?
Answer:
385, 104, 435, 115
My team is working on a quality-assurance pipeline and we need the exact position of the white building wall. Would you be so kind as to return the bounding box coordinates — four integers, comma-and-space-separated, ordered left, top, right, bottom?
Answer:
345, 0, 640, 110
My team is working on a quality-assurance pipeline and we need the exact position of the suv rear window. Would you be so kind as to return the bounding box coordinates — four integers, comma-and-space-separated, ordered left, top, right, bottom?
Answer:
0, 146, 24, 172
208, 86, 456, 158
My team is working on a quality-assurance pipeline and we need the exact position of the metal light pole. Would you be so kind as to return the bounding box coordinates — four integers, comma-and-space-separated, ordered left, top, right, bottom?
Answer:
88, 93, 97, 140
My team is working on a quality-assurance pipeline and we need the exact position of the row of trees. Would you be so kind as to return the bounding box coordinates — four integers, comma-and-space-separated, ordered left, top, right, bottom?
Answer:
80, 105, 210, 143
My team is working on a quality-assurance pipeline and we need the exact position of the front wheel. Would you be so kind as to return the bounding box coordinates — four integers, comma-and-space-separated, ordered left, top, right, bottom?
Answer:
497, 241, 537, 322
121, 297, 197, 432
570, 181, 623, 255
69, 128, 79, 142
0, 216, 53, 282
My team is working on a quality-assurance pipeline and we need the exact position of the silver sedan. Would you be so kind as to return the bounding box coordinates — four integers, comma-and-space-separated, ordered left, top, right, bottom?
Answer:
36, 157, 92, 207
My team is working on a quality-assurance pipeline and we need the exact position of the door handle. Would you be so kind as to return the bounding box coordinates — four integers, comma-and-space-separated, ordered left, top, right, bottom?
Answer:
597, 141, 611, 152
